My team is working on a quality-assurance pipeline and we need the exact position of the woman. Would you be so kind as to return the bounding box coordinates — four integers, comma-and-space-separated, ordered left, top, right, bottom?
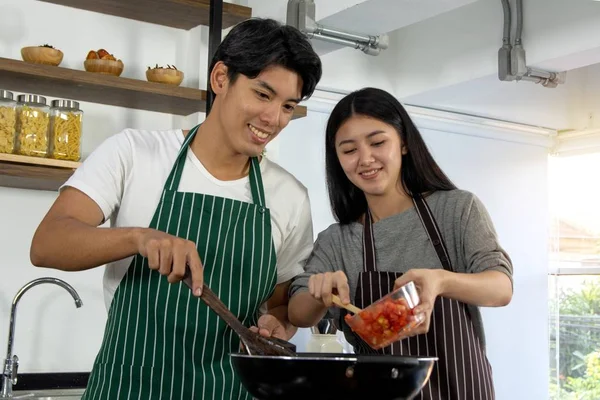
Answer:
288, 87, 513, 399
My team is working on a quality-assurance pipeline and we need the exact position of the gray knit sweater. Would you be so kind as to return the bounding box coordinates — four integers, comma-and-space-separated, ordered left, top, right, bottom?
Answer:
290, 189, 513, 351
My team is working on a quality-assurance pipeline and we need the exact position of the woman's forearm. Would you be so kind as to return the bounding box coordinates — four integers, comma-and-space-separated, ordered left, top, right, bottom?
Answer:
439, 269, 513, 307
288, 291, 329, 328
267, 305, 298, 340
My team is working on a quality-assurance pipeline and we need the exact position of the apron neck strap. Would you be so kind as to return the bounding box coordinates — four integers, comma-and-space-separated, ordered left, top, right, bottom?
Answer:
412, 194, 453, 271
362, 210, 377, 272
164, 124, 200, 192
248, 156, 266, 207
163, 124, 267, 206
362, 194, 453, 273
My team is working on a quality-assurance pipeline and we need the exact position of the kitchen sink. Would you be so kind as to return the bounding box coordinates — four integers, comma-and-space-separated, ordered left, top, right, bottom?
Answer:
11, 388, 85, 399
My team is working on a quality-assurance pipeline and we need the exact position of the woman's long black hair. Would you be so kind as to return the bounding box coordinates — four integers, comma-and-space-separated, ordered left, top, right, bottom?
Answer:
325, 87, 457, 224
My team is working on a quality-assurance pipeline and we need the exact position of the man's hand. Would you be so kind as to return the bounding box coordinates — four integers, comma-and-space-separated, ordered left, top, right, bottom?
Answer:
135, 228, 204, 296
249, 281, 297, 340
250, 314, 288, 340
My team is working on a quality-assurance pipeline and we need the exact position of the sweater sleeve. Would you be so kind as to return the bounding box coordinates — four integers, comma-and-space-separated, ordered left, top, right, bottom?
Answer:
461, 193, 514, 287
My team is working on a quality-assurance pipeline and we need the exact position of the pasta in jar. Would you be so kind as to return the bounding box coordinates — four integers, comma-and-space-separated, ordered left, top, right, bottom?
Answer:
50, 100, 82, 161
16, 95, 50, 158
0, 90, 17, 154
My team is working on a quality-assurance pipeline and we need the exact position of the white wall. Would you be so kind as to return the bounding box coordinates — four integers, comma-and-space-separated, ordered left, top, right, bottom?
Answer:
404, 72, 584, 130
1, 3, 550, 399
0, 188, 106, 373
578, 63, 600, 131
383, 0, 600, 99
271, 96, 550, 400
0, 0, 205, 372
402, 57, 600, 133
420, 128, 549, 400
0, 0, 206, 147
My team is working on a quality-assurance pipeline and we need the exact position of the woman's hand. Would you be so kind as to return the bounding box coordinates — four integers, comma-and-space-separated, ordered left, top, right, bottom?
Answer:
308, 271, 351, 308
393, 269, 447, 337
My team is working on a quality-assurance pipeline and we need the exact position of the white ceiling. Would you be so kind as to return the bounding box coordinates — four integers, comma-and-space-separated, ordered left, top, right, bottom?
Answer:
246, 0, 479, 55
317, 0, 479, 36
239, 0, 600, 132
403, 62, 600, 132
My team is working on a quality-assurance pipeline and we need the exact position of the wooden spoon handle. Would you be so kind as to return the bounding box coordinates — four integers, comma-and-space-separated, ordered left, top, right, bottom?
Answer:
332, 295, 362, 314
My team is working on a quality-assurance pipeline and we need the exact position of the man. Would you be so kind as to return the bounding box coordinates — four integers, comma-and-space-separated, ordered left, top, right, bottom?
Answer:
30, 18, 322, 400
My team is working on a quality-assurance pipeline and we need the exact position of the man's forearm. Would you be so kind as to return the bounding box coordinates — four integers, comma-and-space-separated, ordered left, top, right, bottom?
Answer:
31, 216, 143, 271
288, 291, 329, 328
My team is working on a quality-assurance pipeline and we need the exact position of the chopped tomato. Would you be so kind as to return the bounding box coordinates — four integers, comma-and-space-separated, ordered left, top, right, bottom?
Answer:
345, 296, 417, 349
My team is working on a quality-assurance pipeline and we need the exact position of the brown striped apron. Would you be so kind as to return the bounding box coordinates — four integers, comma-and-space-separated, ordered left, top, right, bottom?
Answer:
350, 195, 495, 400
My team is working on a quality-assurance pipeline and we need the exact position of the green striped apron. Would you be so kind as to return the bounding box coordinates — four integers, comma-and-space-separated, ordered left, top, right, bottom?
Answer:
82, 124, 277, 400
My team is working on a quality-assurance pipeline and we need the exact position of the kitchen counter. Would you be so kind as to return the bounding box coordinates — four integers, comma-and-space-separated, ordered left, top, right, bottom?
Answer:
12, 372, 89, 391
11, 388, 85, 399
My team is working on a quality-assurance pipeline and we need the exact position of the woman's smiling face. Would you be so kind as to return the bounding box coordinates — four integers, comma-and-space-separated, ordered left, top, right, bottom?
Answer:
335, 115, 406, 197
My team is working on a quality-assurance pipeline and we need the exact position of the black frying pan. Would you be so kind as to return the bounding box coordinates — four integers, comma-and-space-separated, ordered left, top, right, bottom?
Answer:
182, 268, 435, 399
231, 352, 436, 400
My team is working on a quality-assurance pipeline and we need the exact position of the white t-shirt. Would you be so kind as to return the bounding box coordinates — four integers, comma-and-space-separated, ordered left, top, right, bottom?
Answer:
63, 128, 314, 311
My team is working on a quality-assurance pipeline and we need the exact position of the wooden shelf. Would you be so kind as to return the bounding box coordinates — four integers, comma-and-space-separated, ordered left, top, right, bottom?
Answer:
0, 58, 207, 115
0, 58, 307, 118
0, 154, 81, 191
36, 0, 252, 30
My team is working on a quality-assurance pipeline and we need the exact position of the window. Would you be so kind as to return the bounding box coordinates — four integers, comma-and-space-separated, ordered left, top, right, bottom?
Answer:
549, 153, 600, 400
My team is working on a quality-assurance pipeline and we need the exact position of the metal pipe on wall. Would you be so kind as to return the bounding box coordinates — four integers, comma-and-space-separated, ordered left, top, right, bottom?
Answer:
310, 32, 381, 55
498, 0, 565, 87
286, 0, 387, 56
500, 0, 511, 46
313, 25, 387, 49
498, 0, 514, 81
515, 0, 523, 45
314, 26, 371, 44
519, 75, 543, 84
527, 68, 556, 80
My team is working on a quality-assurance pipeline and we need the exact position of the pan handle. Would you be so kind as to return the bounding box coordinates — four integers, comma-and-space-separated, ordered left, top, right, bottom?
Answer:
354, 354, 421, 366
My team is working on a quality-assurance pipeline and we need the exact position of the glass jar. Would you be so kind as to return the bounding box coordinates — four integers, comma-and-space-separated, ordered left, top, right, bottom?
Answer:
0, 90, 17, 154
16, 94, 50, 158
306, 334, 345, 353
49, 99, 83, 161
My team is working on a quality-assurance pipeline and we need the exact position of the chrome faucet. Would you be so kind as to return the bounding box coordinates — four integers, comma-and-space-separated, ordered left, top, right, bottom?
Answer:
1, 278, 83, 398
